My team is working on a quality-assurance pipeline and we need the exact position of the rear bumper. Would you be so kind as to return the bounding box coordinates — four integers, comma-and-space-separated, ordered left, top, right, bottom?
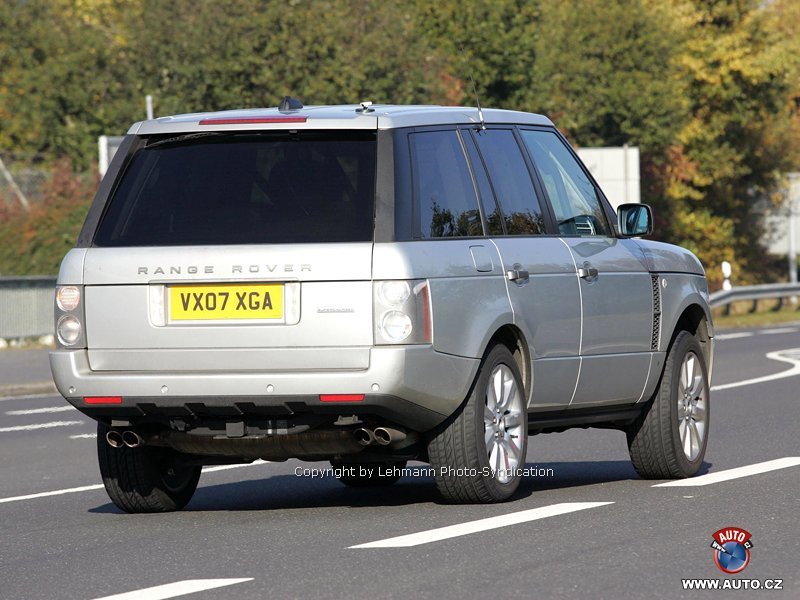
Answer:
49, 346, 479, 431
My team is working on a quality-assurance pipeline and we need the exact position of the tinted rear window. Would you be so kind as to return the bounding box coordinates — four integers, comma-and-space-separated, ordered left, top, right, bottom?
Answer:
94, 131, 376, 246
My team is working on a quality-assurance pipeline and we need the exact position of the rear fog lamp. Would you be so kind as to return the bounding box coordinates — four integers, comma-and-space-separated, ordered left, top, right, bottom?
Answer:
84, 396, 123, 405
319, 394, 365, 403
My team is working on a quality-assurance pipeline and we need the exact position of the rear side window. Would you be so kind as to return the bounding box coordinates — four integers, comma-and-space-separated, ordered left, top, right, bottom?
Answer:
93, 131, 376, 246
520, 129, 611, 237
471, 129, 545, 235
410, 130, 483, 238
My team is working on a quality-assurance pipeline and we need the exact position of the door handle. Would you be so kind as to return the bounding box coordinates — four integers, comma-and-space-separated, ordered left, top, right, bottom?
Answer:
578, 264, 599, 280
506, 268, 530, 282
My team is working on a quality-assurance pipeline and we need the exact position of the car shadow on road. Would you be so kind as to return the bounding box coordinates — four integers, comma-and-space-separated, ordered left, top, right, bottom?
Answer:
88, 458, 711, 514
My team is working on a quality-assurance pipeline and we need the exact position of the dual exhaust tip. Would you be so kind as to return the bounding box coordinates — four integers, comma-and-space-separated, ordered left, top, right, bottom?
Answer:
354, 426, 406, 447
108, 427, 403, 448
105, 430, 144, 449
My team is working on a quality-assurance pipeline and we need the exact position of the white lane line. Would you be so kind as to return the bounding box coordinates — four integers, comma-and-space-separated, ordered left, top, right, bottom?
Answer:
350, 502, 614, 549
6, 405, 74, 415
715, 332, 754, 341
91, 578, 253, 600
70, 433, 97, 440
0, 461, 269, 504
0, 393, 60, 403
0, 420, 84, 433
0, 484, 105, 504
653, 457, 800, 487
711, 348, 800, 391
758, 327, 800, 335
203, 459, 268, 473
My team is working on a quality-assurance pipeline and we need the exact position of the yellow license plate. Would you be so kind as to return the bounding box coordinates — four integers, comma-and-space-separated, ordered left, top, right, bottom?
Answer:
169, 284, 284, 321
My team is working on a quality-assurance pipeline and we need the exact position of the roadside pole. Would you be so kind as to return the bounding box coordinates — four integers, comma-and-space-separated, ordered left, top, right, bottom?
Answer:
789, 173, 799, 305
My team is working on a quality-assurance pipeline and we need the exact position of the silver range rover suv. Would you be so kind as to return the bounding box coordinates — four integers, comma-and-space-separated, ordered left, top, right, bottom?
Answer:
51, 101, 714, 512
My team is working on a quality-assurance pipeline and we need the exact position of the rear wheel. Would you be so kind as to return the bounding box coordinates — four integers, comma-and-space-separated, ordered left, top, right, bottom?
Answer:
627, 330, 710, 479
330, 459, 408, 487
428, 344, 527, 503
97, 423, 201, 513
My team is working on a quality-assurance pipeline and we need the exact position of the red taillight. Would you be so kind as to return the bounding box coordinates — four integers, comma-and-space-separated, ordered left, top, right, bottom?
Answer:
319, 394, 365, 403
84, 396, 123, 405
199, 116, 307, 125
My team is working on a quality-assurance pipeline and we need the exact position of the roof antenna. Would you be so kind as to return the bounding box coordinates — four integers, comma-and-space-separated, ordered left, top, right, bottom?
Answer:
278, 96, 304, 113
460, 46, 485, 131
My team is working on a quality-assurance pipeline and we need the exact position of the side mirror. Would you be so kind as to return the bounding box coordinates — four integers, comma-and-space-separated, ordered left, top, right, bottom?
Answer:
617, 203, 653, 237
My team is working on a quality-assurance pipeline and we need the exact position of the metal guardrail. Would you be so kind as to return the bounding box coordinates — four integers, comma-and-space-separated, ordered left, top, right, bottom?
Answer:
709, 282, 800, 309
0, 276, 56, 339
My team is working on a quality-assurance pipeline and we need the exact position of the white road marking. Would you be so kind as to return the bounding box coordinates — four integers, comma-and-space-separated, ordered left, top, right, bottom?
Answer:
91, 578, 253, 600
70, 433, 97, 439
0, 393, 60, 402
758, 327, 800, 335
653, 457, 800, 487
714, 332, 754, 341
715, 327, 800, 342
0, 420, 84, 432
0, 461, 269, 505
6, 405, 74, 415
203, 460, 268, 473
350, 502, 614, 548
711, 348, 800, 391
0, 484, 105, 504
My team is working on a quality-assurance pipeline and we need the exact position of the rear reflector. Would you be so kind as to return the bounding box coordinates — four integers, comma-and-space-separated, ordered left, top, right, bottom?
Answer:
319, 394, 365, 403
199, 116, 307, 125
84, 396, 123, 405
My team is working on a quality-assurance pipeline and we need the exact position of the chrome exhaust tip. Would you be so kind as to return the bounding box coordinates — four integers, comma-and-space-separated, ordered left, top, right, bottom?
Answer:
105, 430, 124, 448
121, 430, 144, 449
354, 428, 375, 446
373, 427, 406, 446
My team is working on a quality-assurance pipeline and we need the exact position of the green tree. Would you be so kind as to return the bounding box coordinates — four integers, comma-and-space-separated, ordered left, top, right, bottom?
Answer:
412, 0, 540, 108
0, 0, 139, 168
528, 0, 685, 151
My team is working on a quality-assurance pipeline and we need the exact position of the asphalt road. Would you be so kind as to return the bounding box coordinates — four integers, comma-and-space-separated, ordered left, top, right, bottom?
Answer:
0, 327, 798, 599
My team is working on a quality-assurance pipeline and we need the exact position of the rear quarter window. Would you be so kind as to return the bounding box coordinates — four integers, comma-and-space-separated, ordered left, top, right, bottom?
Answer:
409, 130, 483, 238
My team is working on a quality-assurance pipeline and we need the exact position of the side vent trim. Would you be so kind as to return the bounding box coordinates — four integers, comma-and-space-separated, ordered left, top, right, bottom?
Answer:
651, 275, 662, 351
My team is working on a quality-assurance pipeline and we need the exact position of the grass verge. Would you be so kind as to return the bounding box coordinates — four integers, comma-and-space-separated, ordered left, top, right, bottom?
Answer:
713, 299, 800, 330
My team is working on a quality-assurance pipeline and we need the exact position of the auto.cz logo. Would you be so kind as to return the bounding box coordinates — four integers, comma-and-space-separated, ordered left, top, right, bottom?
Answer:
680, 527, 784, 591
711, 526, 753, 574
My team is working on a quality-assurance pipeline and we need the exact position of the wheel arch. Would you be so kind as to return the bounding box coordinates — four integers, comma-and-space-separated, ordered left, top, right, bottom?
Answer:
483, 324, 531, 404
668, 302, 713, 377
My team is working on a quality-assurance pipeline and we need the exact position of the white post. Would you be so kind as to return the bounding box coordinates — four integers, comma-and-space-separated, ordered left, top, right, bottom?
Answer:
721, 261, 732, 316
789, 173, 800, 304
721, 261, 732, 291
623, 144, 629, 204
146, 94, 154, 120
98, 135, 109, 178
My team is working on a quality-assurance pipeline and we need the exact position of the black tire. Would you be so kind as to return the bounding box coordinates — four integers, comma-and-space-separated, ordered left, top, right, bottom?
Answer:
627, 330, 710, 479
97, 423, 201, 513
330, 459, 407, 487
428, 344, 528, 503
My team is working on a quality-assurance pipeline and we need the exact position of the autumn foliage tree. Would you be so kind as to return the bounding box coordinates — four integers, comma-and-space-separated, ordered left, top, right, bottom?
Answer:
0, 162, 96, 275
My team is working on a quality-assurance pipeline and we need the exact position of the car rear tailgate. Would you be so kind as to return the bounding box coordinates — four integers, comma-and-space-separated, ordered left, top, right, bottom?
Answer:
82, 244, 373, 371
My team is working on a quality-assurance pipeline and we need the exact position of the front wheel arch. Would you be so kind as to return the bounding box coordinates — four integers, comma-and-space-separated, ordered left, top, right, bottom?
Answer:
666, 303, 713, 369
